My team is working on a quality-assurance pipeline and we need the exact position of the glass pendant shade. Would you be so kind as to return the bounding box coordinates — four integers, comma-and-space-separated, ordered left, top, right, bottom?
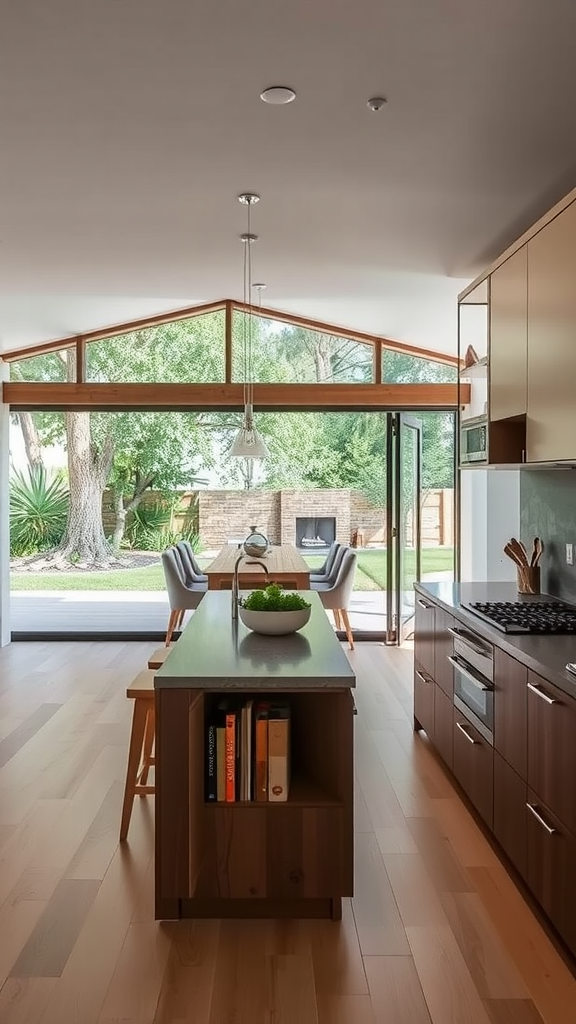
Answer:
230, 404, 270, 459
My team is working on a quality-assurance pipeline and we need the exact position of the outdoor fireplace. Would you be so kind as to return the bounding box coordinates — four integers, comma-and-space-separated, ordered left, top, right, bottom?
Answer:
295, 516, 336, 552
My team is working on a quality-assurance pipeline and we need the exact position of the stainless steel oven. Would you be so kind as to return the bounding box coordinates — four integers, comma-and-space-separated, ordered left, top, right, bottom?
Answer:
448, 624, 494, 744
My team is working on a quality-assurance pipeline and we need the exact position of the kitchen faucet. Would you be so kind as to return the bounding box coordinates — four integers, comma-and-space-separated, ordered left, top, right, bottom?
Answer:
231, 553, 270, 619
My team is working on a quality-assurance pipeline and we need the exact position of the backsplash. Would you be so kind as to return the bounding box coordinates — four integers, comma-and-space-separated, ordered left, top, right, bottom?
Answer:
520, 469, 576, 602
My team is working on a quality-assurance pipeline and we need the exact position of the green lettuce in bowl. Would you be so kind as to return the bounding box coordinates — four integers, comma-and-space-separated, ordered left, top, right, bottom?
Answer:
239, 584, 311, 635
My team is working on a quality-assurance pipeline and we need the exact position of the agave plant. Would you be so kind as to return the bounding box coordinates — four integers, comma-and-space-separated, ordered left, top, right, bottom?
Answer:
10, 465, 69, 556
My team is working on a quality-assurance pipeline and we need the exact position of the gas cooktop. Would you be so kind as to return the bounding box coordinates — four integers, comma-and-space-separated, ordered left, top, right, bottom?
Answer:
463, 600, 576, 634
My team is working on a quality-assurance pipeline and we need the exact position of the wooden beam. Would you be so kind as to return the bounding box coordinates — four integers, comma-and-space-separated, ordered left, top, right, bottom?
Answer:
224, 301, 233, 384
2, 381, 468, 412
75, 338, 86, 384
374, 340, 382, 385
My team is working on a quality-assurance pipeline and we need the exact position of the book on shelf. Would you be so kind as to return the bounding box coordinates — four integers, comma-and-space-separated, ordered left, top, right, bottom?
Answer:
205, 697, 291, 802
268, 703, 290, 802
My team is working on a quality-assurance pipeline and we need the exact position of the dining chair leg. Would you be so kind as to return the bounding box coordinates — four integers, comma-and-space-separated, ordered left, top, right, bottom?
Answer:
176, 609, 185, 630
340, 609, 354, 650
166, 609, 179, 646
333, 609, 343, 630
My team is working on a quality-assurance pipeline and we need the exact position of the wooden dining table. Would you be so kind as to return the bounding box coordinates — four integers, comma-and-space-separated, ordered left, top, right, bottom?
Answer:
204, 543, 311, 591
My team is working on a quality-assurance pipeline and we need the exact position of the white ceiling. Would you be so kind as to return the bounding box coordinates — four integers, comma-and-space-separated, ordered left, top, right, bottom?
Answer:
3, 0, 576, 356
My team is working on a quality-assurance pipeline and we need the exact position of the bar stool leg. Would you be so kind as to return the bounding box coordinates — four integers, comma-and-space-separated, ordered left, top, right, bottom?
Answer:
138, 705, 155, 787
120, 698, 149, 842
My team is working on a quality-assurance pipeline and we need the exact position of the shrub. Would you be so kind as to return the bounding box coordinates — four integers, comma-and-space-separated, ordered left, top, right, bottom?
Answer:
10, 465, 69, 556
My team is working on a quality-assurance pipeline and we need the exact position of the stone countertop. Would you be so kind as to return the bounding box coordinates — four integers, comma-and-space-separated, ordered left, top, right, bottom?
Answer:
415, 580, 576, 698
155, 590, 356, 690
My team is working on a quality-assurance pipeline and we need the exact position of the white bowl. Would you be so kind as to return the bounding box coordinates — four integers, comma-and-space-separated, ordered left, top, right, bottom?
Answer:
238, 606, 311, 635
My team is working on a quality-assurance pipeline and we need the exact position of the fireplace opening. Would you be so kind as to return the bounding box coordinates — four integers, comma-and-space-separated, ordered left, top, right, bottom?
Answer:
295, 516, 336, 552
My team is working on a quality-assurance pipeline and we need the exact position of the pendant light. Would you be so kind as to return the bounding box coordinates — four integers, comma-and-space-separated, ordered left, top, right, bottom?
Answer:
230, 193, 270, 460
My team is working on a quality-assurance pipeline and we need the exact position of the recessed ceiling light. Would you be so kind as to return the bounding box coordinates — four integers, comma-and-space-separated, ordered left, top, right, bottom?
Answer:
260, 86, 296, 105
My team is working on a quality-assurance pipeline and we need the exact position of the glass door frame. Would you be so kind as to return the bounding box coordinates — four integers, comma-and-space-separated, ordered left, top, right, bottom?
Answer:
386, 412, 423, 645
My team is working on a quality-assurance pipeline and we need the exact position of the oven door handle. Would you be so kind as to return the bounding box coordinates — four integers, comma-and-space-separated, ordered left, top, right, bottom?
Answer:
447, 626, 491, 659
448, 655, 492, 692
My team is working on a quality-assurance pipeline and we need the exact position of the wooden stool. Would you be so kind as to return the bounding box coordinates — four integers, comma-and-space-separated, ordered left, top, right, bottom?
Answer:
147, 645, 174, 670
120, 669, 156, 841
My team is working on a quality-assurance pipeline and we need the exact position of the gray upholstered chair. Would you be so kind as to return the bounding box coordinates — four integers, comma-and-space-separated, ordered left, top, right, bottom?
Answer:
310, 543, 347, 589
176, 540, 208, 583
161, 547, 207, 645
309, 541, 341, 582
312, 548, 357, 649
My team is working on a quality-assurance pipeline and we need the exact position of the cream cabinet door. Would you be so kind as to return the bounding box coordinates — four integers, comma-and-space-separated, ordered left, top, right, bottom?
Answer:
490, 245, 527, 422
527, 200, 576, 462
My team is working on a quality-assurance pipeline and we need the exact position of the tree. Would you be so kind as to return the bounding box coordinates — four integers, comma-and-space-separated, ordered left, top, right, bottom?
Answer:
10, 312, 224, 564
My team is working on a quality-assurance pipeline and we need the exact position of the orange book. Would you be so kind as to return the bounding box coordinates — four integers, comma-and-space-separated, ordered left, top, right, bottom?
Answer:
255, 703, 270, 802
225, 711, 236, 802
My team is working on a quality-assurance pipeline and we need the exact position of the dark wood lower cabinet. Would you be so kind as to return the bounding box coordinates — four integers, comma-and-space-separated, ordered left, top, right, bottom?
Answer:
526, 788, 576, 955
453, 708, 494, 829
413, 662, 434, 739
493, 751, 527, 878
433, 684, 453, 770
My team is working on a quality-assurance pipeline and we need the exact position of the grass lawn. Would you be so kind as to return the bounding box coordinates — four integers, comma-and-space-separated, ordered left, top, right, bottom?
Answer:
10, 548, 454, 592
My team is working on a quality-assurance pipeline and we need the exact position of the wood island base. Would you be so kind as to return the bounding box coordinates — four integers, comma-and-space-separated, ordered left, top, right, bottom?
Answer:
157, 896, 343, 921
153, 595, 356, 924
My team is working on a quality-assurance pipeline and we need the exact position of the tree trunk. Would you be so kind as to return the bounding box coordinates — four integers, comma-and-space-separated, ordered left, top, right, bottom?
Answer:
55, 412, 115, 567
17, 412, 44, 469
111, 491, 127, 553
110, 472, 156, 552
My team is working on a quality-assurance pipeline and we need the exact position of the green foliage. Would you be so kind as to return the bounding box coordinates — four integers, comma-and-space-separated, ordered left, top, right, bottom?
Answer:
126, 501, 172, 550
10, 465, 69, 556
241, 584, 311, 612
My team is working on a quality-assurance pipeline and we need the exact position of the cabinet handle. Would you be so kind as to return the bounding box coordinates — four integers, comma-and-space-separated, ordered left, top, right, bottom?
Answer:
527, 681, 558, 706
447, 626, 490, 658
456, 720, 477, 744
415, 669, 432, 684
526, 802, 557, 835
448, 655, 491, 691
417, 598, 431, 609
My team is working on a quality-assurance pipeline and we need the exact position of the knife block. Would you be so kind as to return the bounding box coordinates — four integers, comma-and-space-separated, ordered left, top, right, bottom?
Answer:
517, 566, 540, 595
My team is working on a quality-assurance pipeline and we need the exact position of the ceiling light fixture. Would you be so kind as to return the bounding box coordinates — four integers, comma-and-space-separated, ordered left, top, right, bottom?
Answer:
230, 193, 270, 461
367, 96, 387, 112
260, 86, 296, 105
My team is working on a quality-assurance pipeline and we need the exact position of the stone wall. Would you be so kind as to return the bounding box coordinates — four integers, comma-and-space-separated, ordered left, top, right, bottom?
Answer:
101, 486, 453, 550
198, 491, 281, 548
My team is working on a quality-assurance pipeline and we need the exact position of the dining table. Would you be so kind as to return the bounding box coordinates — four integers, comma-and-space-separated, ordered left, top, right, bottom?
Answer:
204, 543, 311, 591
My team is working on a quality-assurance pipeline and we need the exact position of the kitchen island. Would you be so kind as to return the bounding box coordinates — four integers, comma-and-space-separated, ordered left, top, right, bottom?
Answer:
154, 590, 356, 921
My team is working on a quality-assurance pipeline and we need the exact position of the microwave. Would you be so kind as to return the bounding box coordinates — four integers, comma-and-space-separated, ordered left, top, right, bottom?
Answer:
460, 417, 487, 464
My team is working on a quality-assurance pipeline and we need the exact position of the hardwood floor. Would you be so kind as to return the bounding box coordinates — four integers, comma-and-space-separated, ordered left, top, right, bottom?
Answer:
0, 638, 575, 1023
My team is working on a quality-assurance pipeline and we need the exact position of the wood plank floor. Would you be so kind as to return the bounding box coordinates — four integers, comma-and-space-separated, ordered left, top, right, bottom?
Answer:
0, 639, 575, 1023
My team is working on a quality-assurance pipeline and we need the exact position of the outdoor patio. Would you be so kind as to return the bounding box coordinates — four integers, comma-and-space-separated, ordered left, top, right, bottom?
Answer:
9, 588, 388, 636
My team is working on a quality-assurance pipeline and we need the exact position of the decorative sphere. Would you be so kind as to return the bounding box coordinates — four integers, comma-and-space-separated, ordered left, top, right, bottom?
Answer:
243, 526, 268, 558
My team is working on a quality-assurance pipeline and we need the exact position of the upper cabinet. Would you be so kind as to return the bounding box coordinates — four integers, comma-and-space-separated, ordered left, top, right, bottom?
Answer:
527, 200, 576, 463
458, 188, 576, 466
490, 246, 528, 422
